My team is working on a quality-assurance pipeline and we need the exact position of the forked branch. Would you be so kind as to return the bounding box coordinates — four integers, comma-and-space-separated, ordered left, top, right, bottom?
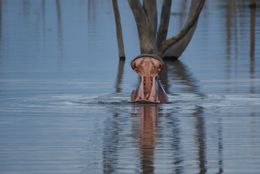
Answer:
159, 0, 205, 54
143, 0, 158, 33
156, 0, 172, 47
128, 0, 146, 27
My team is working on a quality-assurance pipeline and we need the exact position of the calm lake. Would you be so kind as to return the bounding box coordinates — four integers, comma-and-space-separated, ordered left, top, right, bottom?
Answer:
0, 0, 260, 173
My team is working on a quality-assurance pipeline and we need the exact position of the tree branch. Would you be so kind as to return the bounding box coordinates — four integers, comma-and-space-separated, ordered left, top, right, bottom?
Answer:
129, 0, 159, 54
159, 0, 205, 54
128, 0, 146, 27
156, 0, 172, 47
143, 0, 158, 33
112, 0, 125, 60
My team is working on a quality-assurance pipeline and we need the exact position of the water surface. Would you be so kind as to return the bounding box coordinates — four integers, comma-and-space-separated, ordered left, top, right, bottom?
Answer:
0, 0, 260, 173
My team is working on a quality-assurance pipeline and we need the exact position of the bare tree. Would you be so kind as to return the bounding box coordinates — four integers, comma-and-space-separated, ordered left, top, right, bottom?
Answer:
127, 0, 205, 59
113, 0, 206, 103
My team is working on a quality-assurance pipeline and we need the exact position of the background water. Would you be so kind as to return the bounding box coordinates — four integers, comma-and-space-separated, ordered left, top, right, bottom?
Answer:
0, 0, 260, 173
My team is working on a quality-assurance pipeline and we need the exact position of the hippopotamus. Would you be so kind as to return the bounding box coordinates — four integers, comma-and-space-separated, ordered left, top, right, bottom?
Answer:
130, 54, 168, 103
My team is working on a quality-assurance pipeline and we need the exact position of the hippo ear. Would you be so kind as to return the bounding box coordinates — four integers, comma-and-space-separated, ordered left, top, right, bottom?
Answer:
131, 61, 135, 70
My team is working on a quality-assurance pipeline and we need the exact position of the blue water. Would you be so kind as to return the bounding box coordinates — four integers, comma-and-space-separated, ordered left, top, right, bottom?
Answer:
0, 0, 260, 173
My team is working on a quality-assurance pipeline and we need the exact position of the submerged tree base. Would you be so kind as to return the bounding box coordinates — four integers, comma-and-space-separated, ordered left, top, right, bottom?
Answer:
162, 56, 179, 61
130, 54, 168, 103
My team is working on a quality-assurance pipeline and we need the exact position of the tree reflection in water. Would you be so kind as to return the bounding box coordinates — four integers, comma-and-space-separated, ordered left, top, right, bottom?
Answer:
101, 55, 213, 173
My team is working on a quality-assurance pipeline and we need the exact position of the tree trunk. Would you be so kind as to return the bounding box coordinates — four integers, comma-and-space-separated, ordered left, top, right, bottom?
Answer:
112, 0, 125, 60
139, 25, 158, 54
249, 0, 256, 8
128, 0, 158, 54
